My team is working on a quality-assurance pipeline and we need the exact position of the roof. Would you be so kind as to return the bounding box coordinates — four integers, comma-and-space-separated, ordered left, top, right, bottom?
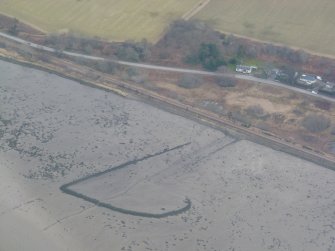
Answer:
236, 65, 252, 70
236, 65, 257, 71
300, 74, 317, 82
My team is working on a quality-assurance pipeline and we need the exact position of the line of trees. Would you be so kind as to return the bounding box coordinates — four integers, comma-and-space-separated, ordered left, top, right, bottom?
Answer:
185, 43, 225, 71
44, 34, 151, 61
155, 20, 335, 79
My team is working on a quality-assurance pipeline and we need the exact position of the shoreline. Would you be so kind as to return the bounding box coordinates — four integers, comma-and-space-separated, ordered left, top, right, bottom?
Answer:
1, 58, 335, 251
0, 55, 334, 171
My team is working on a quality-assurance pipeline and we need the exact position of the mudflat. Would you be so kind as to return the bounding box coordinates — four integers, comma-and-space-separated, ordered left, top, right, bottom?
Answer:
0, 60, 334, 251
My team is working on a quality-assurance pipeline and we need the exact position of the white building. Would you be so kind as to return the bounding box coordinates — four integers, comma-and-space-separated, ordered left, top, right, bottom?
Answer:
298, 74, 322, 86
235, 65, 257, 74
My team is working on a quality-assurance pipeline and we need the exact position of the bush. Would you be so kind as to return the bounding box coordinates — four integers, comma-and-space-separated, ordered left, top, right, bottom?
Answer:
314, 100, 331, 111
201, 100, 227, 115
229, 111, 251, 127
36, 53, 50, 63
245, 105, 267, 119
301, 134, 318, 143
8, 18, 18, 35
185, 42, 225, 71
228, 58, 238, 65
253, 69, 268, 79
256, 122, 270, 131
95, 61, 116, 74
302, 114, 331, 133
83, 44, 93, 55
216, 76, 236, 87
198, 43, 225, 71
292, 108, 304, 116
184, 54, 199, 65
116, 46, 140, 62
131, 72, 148, 84
115, 39, 151, 62
177, 74, 202, 89
272, 113, 286, 124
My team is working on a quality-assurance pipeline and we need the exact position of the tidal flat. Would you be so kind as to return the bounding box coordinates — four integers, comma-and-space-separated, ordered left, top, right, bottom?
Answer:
0, 60, 334, 251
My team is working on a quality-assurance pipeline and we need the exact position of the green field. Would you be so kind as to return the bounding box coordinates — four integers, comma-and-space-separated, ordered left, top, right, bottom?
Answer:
1, 0, 335, 56
0, 0, 198, 41
195, 0, 335, 56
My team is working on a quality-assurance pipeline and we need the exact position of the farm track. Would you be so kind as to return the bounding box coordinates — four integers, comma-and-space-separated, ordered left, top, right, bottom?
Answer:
0, 32, 334, 170
182, 0, 211, 21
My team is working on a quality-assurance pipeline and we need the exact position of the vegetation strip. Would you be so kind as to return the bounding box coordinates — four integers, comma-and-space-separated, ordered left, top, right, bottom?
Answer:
60, 142, 192, 218
1, 31, 334, 103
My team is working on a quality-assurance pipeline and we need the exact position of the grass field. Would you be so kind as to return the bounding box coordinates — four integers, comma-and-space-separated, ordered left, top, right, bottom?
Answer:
0, 0, 198, 41
195, 0, 335, 56
1, 0, 335, 56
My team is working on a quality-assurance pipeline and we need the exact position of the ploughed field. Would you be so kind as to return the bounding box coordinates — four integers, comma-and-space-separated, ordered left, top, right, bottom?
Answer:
0, 0, 198, 41
0, 60, 335, 251
195, 0, 335, 56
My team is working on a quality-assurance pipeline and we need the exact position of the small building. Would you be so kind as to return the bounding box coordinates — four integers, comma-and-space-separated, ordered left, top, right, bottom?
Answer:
297, 74, 322, 86
235, 65, 257, 74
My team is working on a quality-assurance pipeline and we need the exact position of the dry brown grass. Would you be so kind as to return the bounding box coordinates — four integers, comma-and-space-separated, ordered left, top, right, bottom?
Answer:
144, 71, 335, 154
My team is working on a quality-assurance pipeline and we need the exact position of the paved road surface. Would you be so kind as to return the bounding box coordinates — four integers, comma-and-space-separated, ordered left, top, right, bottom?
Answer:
0, 31, 334, 103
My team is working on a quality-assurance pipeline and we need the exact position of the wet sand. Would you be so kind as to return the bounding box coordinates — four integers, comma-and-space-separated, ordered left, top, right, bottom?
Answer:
0, 60, 335, 251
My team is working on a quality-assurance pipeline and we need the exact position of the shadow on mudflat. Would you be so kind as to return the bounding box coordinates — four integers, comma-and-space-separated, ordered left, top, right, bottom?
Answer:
60, 142, 192, 218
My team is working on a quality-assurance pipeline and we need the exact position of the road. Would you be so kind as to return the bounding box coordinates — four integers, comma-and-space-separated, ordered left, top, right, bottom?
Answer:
0, 31, 334, 103
1, 31, 334, 168
182, 0, 212, 21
